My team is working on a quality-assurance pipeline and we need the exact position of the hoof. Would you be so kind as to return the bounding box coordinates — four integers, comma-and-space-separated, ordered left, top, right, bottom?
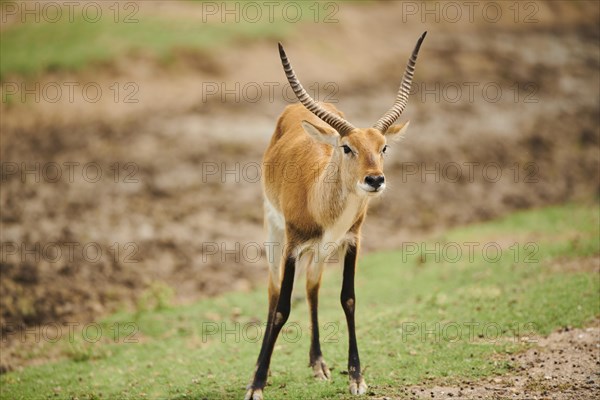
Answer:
311, 357, 331, 380
349, 375, 367, 395
244, 387, 263, 400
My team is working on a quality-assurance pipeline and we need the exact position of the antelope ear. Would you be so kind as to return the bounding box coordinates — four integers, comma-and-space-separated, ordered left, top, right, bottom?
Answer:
302, 120, 339, 146
384, 121, 410, 140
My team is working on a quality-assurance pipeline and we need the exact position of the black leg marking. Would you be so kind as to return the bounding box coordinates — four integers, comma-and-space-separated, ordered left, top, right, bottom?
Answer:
307, 280, 331, 380
254, 287, 278, 378
249, 254, 296, 392
341, 244, 367, 394
308, 284, 322, 365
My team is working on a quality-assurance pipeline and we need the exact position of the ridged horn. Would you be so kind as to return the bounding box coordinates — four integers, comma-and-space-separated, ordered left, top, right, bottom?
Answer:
278, 43, 356, 136
373, 31, 427, 133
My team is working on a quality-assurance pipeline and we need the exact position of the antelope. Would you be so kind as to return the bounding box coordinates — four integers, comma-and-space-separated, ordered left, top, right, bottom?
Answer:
245, 32, 427, 400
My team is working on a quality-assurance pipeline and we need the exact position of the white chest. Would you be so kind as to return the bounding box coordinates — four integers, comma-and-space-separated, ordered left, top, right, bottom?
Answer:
321, 194, 363, 246
265, 194, 364, 263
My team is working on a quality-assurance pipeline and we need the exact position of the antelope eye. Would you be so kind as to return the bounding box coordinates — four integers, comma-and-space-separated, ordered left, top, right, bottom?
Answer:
341, 145, 353, 154
382, 145, 389, 154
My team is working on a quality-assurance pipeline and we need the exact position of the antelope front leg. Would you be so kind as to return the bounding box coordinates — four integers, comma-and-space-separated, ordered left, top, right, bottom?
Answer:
306, 258, 331, 380
341, 244, 367, 395
245, 253, 296, 400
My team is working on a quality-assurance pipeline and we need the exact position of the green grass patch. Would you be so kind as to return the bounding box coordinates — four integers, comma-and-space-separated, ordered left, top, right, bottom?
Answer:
1, 1, 328, 79
1, 203, 598, 399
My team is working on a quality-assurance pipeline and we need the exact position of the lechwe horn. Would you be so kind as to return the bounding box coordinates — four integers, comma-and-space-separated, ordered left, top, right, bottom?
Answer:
278, 43, 356, 136
372, 31, 427, 133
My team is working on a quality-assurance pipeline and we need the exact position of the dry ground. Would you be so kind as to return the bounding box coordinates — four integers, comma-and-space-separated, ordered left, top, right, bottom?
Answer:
406, 321, 600, 400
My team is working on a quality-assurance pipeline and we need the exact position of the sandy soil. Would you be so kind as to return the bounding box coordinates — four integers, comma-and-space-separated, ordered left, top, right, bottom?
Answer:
1, 0, 599, 374
405, 321, 600, 400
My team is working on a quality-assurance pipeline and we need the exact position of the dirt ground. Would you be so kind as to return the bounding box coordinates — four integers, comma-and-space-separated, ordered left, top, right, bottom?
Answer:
1, 0, 599, 374
405, 320, 600, 400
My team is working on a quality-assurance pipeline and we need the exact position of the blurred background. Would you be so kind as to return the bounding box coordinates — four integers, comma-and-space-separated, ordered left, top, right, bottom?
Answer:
1, 0, 598, 372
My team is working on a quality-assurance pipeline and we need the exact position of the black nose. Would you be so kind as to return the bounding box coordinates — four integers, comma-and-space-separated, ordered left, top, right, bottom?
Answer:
364, 175, 385, 189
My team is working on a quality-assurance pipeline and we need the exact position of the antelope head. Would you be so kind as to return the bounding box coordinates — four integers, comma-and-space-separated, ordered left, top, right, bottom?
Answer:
278, 32, 427, 197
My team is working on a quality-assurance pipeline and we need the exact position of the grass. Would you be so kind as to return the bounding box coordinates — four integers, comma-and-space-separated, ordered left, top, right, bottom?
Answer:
1, 202, 599, 399
1, 1, 319, 79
